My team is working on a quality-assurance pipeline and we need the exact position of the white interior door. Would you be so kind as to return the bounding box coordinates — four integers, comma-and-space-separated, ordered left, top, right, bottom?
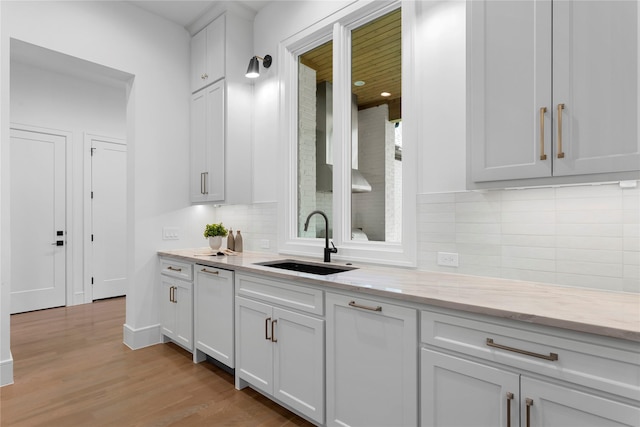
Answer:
90, 136, 127, 300
10, 128, 67, 314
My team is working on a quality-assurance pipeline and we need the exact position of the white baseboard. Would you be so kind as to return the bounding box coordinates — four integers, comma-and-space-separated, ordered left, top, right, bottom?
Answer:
1, 354, 14, 387
123, 323, 161, 350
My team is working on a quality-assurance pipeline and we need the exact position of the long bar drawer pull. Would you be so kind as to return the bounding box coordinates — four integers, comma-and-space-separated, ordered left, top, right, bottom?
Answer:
525, 398, 534, 427
348, 301, 382, 312
201, 268, 219, 275
486, 338, 558, 361
167, 266, 182, 272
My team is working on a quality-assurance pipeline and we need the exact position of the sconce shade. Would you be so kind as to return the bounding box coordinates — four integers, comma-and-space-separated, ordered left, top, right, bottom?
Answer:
245, 56, 260, 78
245, 54, 272, 79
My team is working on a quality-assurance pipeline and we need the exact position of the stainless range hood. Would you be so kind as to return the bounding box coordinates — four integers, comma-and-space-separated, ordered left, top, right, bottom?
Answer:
316, 81, 371, 193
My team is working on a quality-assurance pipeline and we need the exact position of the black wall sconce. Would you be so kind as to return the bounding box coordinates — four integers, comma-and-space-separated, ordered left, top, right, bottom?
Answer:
245, 54, 272, 78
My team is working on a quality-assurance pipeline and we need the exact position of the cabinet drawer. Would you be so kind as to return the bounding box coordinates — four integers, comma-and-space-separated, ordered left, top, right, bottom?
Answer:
236, 273, 323, 316
421, 309, 640, 401
159, 258, 193, 281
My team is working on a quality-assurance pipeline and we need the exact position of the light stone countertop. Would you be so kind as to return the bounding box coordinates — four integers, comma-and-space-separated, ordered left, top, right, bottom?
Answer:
158, 248, 640, 343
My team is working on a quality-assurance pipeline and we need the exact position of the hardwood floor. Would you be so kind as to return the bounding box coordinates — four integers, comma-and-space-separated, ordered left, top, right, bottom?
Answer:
0, 297, 314, 427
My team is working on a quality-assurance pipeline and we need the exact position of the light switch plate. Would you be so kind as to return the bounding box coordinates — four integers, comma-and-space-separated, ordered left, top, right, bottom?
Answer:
162, 227, 179, 240
437, 252, 459, 267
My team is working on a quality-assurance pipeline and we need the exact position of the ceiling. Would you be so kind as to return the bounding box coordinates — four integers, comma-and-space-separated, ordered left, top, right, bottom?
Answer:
128, 0, 268, 29
300, 8, 401, 120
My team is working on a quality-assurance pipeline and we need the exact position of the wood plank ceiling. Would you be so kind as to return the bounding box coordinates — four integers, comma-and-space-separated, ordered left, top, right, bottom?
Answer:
300, 8, 401, 121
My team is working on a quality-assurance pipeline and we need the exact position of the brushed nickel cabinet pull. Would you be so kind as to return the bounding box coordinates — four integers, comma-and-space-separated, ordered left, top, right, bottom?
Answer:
200, 172, 206, 195
271, 319, 278, 343
486, 338, 558, 361
167, 266, 182, 272
557, 103, 565, 158
348, 301, 382, 312
539, 107, 547, 160
172, 286, 178, 303
265, 317, 271, 341
526, 398, 534, 427
201, 268, 219, 275
169, 286, 173, 302
204, 172, 209, 195
506, 392, 514, 427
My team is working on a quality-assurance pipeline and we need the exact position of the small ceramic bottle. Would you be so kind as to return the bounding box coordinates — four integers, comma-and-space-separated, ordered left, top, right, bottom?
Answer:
235, 230, 243, 253
227, 229, 235, 251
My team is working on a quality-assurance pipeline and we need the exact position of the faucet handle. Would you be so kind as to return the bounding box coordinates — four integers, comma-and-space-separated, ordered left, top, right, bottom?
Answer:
329, 241, 338, 253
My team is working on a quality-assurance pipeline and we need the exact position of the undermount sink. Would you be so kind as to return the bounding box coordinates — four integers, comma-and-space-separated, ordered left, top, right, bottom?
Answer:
255, 259, 357, 276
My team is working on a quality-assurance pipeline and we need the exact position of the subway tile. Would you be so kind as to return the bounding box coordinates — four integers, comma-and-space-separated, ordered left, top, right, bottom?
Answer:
456, 211, 501, 224
419, 222, 456, 234
556, 260, 623, 278
456, 223, 501, 234
556, 196, 622, 212
461, 254, 501, 267
501, 269, 557, 284
557, 223, 622, 237
455, 190, 501, 203
555, 236, 623, 251
501, 223, 557, 236
556, 248, 622, 264
623, 278, 640, 293
501, 234, 556, 248
418, 212, 456, 224
419, 202, 456, 214
502, 210, 555, 224
417, 192, 456, 204
555, 273, 624, 292
501, 245, 556, 260
501, 199, 555, 212
456, 243, 501, 256
456, 232, 501, 245
502, 256, 555, 272
556, 209, 623, 224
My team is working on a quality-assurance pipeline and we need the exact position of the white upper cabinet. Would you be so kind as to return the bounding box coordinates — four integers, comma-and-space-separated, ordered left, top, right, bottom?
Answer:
189, 10, 253, 205
552, 0, 640, 177
470, 0, 640, 184
191, 15, 225, 93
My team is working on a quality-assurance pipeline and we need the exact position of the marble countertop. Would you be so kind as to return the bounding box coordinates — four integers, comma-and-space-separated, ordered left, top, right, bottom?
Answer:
158, 248, 640, 343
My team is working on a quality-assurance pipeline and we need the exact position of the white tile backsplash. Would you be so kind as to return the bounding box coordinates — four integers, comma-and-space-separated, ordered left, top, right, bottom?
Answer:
417, 181, 640, 293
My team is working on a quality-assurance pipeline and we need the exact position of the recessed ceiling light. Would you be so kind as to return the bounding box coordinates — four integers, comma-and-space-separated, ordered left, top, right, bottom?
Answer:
381, 92, 391, 97
354, 80, 365, 86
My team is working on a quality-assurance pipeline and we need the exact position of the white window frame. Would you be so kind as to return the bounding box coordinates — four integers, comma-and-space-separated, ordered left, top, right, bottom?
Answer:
277, 0, 417, 267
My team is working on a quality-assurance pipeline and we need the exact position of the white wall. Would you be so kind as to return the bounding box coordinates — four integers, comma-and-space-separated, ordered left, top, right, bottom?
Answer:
0, 0, 218, 386
10, 61, 127, 305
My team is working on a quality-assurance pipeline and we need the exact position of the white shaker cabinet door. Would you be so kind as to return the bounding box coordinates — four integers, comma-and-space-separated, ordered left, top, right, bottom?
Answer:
521, 376, 640, 427
235, 296, 274, 395
552, 0, 640, 177
194, 266, 234, 368
272, 307, 325, 425
326, 292, 418, 427
421, 349, 520, 427
469, 0, 552, 182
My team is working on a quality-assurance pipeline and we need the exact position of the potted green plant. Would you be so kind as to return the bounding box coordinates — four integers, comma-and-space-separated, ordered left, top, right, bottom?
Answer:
204, 222, 228, 251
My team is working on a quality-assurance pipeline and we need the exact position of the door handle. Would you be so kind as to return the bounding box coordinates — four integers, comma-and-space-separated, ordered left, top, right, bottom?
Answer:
265, 317, 271, 341
557, 103, 565, 158
539, 107, 547, 160
506, 392, 514, 427
271, 319, 278, 343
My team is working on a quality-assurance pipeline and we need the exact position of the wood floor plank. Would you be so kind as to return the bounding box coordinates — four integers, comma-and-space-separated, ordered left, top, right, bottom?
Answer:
0, 297, 314, 426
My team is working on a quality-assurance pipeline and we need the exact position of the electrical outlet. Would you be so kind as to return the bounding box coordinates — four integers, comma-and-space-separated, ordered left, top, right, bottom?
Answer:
162, 227, 179, 240
260, 239, 270, 249
437, 252, 459, 267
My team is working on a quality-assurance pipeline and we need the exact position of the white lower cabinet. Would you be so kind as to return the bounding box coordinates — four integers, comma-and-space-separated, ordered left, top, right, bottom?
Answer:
326, 292, 418, 427
420, 309, 640, 427
421, 348, 519, 427
235, 273, 325, 425
520, 376, 640, 427
159, 259, 193, 352
193, 265, 234, 367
